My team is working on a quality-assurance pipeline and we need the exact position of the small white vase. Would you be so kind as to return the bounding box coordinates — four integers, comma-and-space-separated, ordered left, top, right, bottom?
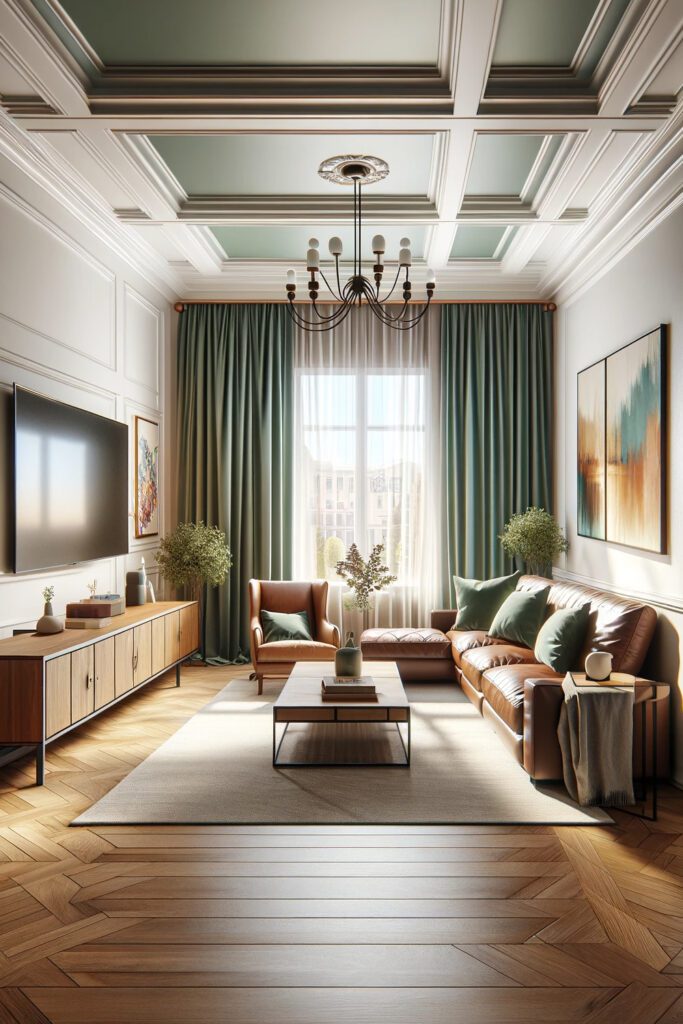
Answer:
36, 601, 64, 635
585, 650, 613, 681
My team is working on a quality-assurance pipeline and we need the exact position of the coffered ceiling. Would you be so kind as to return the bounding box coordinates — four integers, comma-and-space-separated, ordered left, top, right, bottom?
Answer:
0, 0, 681, 301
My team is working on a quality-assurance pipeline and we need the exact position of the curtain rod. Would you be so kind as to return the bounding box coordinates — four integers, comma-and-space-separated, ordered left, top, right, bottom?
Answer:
174, 300, 557, 311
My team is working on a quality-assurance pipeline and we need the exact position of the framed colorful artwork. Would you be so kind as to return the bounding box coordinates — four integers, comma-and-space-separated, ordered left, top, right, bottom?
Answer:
577, 325, 666, 554
134, 415, 159, 538
577, 359, 606, 540
605, 326, 666, 552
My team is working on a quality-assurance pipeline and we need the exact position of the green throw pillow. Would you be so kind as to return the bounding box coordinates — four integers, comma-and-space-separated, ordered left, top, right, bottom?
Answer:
453, 571, 521, 631
261, 609, 313, 643
488, 587, 550, 649
534, 603, 591, 673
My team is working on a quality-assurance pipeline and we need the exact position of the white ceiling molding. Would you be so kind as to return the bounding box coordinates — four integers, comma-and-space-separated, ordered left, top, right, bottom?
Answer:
0, 0, 680, 300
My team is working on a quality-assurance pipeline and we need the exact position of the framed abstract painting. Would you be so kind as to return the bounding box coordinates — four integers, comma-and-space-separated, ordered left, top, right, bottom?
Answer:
134, 415, 159, 538
605, 326, 666, 552
577, 359, 606, 540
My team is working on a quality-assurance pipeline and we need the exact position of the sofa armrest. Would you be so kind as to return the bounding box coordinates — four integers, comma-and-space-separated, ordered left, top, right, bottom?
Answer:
523, 677, 565, 781
431, 609, 456, 633
318, 618, 341, 648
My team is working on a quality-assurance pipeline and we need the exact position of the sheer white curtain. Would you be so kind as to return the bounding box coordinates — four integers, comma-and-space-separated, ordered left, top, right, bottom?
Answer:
293, 304, 442, 635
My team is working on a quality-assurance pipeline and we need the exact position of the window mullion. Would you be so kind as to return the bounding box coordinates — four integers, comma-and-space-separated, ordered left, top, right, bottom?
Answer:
356, 368, 367, 554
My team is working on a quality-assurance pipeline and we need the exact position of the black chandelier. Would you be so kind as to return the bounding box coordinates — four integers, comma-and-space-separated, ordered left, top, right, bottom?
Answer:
285, 155, 435, 332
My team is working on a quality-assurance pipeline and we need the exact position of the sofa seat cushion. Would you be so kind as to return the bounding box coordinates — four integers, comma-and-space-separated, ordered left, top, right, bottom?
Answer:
446, 630, 488, 669
461, 643, 539, 692
257, 640, 337, 663
482, 663, 563, 734
360, 628, 451, 659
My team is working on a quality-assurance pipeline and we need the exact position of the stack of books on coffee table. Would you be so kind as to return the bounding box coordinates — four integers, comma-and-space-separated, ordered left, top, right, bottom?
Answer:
321, 676, 378, 702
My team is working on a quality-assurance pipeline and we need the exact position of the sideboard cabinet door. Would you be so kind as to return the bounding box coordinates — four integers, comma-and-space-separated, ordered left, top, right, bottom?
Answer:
115, 630, 135, 696
179, 605, 198, 659
71, 647, 95, 722
46, 654, 71, 737
164, 611, 180, 667
94, 637, 116, 710
134, 622, 152, 685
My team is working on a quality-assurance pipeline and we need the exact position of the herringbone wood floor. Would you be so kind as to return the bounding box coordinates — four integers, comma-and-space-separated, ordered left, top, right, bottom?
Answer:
1, 665, 683, 1024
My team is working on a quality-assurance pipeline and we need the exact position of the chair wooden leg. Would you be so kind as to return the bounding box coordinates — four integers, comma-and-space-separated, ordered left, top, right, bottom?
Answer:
257, 674, 263, 696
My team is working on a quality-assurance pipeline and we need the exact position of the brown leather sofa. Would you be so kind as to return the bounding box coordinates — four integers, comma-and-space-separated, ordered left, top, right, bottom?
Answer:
249, 579, 340, 694
432, 575, 668, 781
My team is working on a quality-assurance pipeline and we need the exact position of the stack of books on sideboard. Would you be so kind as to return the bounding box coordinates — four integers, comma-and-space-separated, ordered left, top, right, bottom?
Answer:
65, 594, 125, 630
321, 676, 377, 702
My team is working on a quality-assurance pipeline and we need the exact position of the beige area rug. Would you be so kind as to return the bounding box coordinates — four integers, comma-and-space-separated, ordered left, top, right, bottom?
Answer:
73, 676, 611, 826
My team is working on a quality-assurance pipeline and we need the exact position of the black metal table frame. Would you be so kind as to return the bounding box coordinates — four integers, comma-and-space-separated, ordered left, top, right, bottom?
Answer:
272, 706, 411, 768
622, 688, 661, 821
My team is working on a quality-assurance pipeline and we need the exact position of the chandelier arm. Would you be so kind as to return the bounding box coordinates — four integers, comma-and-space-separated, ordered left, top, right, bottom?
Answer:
377, 263, 403, 303
317, 267, 342, 301
335, 254, 343, 298
311, 296, 354, 321
368, 302, 431, 330
286, 299, 354, 332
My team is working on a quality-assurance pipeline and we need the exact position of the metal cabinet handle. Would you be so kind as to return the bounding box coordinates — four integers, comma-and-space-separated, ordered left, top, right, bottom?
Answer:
87, 674, 93, 689
132, 652, 139, 670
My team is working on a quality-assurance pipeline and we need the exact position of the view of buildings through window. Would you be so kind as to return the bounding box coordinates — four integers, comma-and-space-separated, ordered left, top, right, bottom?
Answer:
297, 370, 426, 583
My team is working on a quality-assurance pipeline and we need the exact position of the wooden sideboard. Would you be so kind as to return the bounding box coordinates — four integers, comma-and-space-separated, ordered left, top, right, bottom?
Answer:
0, 600, 199, 784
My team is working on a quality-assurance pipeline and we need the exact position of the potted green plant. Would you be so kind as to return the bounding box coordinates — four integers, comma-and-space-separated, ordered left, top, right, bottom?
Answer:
336, 542, 397, 629
499, 506, 568, 578
156, 521, 232, 658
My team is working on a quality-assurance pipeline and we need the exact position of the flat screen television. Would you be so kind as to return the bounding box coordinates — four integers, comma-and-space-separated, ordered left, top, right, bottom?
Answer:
13, 386, 129, 573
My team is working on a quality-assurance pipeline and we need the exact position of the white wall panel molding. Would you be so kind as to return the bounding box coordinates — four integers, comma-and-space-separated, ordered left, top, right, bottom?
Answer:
552, 568, 683, 616
122, 282, 162, 404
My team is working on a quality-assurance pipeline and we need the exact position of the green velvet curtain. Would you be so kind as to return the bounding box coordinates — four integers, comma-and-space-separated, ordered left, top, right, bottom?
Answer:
441, 304, 553, 600
176, 303, 293, 661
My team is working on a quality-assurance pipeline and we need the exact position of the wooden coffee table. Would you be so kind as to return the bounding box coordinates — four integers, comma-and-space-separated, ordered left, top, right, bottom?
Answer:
272, 660, 410, 768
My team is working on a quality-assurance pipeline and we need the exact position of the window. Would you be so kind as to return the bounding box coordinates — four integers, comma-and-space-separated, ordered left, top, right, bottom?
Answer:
295, 369, 426, 583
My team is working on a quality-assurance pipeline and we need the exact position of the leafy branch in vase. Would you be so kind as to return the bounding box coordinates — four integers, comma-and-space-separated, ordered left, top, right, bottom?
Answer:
335, 543, 397, 612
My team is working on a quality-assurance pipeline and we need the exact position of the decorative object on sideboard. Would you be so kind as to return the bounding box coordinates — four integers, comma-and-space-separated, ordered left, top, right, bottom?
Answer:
156, 521, 232, 659
146, 579, 156, 603
335, 631, 363, 678
499, 506, 568, 578
134, 415, 159, 538
577, 324, 666, 553
125, 561, 147, 607
585, 650, 614, 682
86, 579, 98, 598
35, 585, 64, 635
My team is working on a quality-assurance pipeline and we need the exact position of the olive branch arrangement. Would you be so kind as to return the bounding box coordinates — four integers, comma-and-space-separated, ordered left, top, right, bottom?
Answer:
335, 542, 397, 612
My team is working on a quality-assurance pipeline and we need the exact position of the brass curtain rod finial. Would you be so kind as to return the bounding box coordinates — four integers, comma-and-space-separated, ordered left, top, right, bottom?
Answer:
544, 302, 557, 312
174, 302, 185, 313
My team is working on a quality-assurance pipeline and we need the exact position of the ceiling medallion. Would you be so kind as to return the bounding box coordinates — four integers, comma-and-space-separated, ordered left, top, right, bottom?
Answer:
284, 154, 435, 333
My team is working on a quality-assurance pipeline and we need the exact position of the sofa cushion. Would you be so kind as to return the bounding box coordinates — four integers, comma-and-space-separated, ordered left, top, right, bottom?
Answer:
534, 603, 591, 673
257, 640, 337, 663
452, 571, 521, 631
446, 629, 488, 669
489, 587, 550, 649
482, 662, 563, 734
360, 628, 451, 659
460, 642, 538, 692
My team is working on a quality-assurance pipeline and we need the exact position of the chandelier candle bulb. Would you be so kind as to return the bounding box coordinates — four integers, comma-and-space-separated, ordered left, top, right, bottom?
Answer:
286, 269, 296, 285
306, 247, 319, 270
399, 247, 412, 266
328, 236, 343, 256
372, 234, 386, 253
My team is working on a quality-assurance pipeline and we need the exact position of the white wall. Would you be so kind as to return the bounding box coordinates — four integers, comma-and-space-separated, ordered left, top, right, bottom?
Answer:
555, 203, 683, 783
0, 144, 173, 637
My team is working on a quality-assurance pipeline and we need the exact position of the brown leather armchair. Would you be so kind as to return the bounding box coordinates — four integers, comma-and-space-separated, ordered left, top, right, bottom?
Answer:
249, 579, 341, 694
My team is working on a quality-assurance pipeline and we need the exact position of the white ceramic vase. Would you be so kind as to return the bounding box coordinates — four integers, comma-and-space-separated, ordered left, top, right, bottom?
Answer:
36, 601, 64, 635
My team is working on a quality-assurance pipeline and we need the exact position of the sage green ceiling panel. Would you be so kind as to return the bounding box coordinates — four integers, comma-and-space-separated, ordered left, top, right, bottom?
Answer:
449, 225, 507, 260
149, 134, 434, 196
492, 0, 599, 67
465, 135, 544, 196
210, 225, 426, 261
57, 0, 441, 66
